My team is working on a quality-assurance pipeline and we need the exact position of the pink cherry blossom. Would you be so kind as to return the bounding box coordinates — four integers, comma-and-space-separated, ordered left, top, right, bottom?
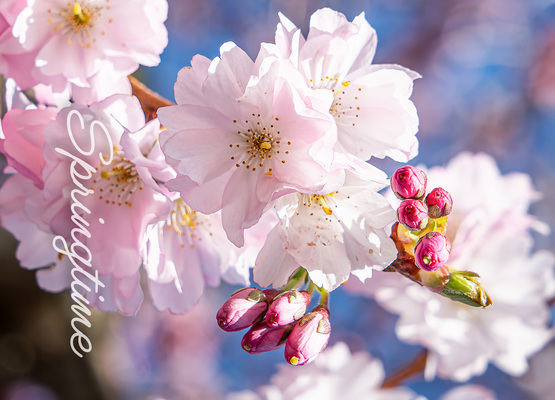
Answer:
143, 196, 277, 314
158, 43, 339, 246
4, 0, 168, 102
41, 95, 172, 281
254, 167, 397, 291
272, 8, 420, 162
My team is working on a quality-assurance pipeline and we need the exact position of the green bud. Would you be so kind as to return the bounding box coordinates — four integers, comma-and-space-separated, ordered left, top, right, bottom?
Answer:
440, 270, 493, 308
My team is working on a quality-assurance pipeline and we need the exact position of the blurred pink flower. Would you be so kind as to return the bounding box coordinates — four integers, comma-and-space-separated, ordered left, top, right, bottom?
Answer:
439, 384, 496, 400
228, 342, 424, 400
348, 152, 555, 381
158, 43, 339, 247
272, 8, 420, 162
1, 106, 58, 187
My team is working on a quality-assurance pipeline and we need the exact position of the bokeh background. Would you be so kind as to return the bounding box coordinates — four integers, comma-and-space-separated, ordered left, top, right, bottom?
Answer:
1, 0, 555, 399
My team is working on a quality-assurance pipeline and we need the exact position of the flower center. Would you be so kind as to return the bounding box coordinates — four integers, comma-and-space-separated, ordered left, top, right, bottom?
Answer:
231, 113, 292, 175
47, 1, 107, 48
167, 198, 197, 233
165, 198, 214, 249
72, 2, 90, 25
91, 147, 142, 207
301, 193, 337, 216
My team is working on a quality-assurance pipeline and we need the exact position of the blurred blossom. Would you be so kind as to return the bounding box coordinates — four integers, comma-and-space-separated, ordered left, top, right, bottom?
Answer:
95, 295, 225, 400
439, 384, 496, 400
4, 380, 59, 400
515, 338, 555, 400
348, 152, 555, 381
227, 342, 424, 400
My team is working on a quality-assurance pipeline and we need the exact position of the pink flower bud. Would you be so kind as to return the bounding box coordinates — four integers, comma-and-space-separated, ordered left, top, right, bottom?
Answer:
391, 165, 427, 200
425, 187, 453, 218
414, 232, 451, 271
397, 199, 429, 231
241, 322, 294, 354
284, 306, 331, 366
216, 288, 269, 332
266, 290, 311, 327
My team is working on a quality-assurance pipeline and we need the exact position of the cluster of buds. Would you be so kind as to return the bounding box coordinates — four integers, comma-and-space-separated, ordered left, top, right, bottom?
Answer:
392, 165, 453, 272
388, 166, 492, 308
216, 268, 331, 365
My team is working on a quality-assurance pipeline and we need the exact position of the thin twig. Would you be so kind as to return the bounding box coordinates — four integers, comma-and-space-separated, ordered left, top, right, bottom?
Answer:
129, 75, 173, 122
381, 350, 427, 388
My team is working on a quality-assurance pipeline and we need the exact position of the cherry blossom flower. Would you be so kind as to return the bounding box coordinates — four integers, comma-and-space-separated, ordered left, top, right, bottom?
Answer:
144, 197, 277, 314
348, 152, 555, 381
254, 167, 397, 291
41, 95, 172, 279
271, 8, 420, 162
4, 0, 168, 102
227, 342, 424, 400
158, 42, 339, 246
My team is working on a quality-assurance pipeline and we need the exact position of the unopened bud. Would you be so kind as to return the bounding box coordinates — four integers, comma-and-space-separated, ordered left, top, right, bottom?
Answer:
284, 306, 331, 366
441, 270, 493, 308
216, 287, 269, 332
266, 290, 311, 327
414, 231, 451, 272
425, 188, 453, 218
241, 322, 294, 354
397, 199, 429, 231
391, 166, 427, 200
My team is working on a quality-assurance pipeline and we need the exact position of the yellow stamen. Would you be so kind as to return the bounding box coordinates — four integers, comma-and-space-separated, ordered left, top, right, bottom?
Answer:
333, 81, 350, 97
73, 2, 89, 24
289, 356, 299, 365
260, 141, 272, 150
311, 194, 333, 215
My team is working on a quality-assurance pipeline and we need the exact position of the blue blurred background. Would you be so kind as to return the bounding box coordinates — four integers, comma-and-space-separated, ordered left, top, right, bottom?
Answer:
1, 0, 555, 399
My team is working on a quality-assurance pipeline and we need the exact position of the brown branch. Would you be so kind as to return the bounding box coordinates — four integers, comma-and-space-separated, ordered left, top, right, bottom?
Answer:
129, 75, 174, 122
381, 350, 428, 388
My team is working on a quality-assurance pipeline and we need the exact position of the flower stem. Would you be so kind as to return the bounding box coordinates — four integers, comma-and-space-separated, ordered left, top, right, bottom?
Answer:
280, 267, 307, 292
317, 287, 329, 308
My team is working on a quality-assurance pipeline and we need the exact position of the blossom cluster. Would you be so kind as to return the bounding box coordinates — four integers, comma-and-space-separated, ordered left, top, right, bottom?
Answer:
0, 4, 420, 325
